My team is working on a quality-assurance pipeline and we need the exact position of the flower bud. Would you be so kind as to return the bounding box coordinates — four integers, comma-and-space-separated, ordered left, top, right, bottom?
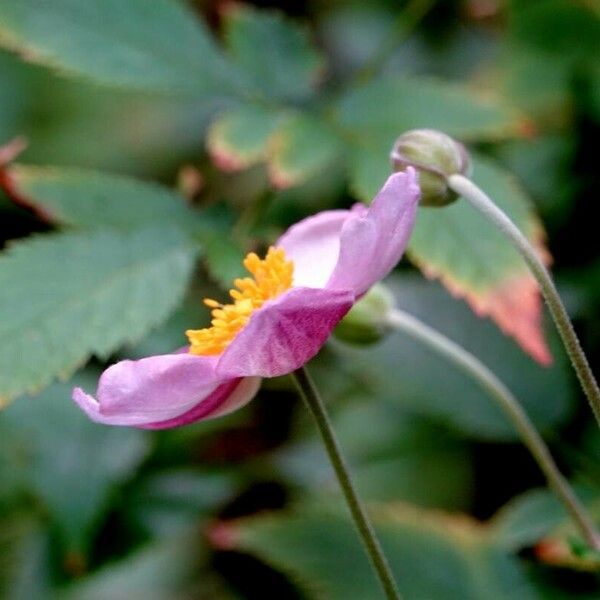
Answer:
334, 284, 395, 345
390, 129, 470, 207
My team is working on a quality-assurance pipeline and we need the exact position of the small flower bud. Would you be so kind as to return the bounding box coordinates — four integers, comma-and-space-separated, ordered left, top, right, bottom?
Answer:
334, 284, 395, 345
390, 129, 470, 207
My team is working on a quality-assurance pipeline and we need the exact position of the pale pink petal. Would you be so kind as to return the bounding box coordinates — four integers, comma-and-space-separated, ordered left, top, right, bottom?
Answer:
277, 207, 367, 288
216, 287, 355, 378
72, 353, 245, 427
327, 168, 420, 296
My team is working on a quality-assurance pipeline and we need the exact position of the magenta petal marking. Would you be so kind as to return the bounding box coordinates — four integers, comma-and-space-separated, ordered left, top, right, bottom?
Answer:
216, 287, 355, 378
141, 376, 261, 429
72, 353, 225, 427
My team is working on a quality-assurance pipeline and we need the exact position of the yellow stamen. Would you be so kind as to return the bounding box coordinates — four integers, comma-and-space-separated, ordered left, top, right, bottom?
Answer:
186, 246, 294, 356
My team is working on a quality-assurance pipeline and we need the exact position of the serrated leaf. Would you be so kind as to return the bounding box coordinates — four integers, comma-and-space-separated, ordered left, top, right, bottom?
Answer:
0, 227, 196, 404
268, 113, 342, 189
408, 155, 552, 364
232, 503, 539, 599
0, 0, 236, 95
318, 275, 572, 441
0, 371, 149, 553
223, 4, 323, 102
1, 164, 201, 232
206, 105, 283, 172
207, 107, 341, 190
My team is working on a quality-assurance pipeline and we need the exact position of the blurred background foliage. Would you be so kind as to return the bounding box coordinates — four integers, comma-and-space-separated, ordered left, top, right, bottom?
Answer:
0, 0, 599, 597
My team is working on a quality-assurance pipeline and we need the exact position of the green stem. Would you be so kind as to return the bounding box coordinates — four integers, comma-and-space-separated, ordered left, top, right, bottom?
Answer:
448, 173, 600, 429
291, 366, 402, 600
386, 308, 600, 551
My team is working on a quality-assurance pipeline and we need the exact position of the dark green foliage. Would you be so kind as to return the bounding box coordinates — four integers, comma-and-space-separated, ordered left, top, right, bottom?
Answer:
1, 0, 599, 597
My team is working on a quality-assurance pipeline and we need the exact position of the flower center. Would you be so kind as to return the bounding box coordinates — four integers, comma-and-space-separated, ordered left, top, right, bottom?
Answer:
186, 246, 294, 356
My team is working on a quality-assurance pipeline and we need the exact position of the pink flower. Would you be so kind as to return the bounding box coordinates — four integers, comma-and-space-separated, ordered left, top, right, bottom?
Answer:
73, 169, 420, 429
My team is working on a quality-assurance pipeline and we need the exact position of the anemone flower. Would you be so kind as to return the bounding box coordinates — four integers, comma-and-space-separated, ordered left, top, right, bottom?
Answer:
73, 168, 420, 429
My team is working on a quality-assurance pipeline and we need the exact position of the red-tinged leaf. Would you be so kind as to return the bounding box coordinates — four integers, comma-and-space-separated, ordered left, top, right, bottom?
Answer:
0, 164, 201, 233
0, 136, 27, 166
266, 113, 341, 190
206, 105, 282, 172
0, 138, 55, 222
207, 107, 341, 190
407, 155, 552, 365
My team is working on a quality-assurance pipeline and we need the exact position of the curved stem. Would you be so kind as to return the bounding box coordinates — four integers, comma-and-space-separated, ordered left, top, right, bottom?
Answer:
448, 173, 600, 429
291, 366, 402, 600
386, 309, 600, 551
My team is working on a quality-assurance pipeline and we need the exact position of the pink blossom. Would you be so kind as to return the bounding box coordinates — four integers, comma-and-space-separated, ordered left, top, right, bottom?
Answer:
73, 169, 420, 428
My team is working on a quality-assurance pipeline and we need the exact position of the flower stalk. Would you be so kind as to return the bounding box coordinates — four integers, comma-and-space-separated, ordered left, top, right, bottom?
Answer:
291, 366, 402, 600
386, 308, 600, 551
447, 173, 600, 429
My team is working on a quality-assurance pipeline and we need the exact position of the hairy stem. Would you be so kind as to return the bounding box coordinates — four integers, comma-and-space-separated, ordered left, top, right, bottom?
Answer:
291, 366, 402, 599
387, 308, 600, 550
448, 173, 600, 429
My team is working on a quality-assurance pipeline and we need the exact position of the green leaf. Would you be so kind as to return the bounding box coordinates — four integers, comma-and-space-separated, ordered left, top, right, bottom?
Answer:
206, 105, 283, 172
0, 0, 236, 95
491, 487, 600, 552
0, 227, 196, 404
3, 165, 201, 232
499, 44, 572, 118
223, 4, 323, 102
335, 77, 524, 201
0, 371, 149, 553
490, 487, 600, 573
203, 234, 247, 288
318, 274, 572, 441
268, 112, 342, 189
126, 468, 239, 538
0, 516, 51, 600
501, 1, 599, 118
233, 503, 539, 599
407, 154, 552, 364
61, 531, 232, 600
336, 77, 522, 142
273, 401, 473, 509
207, 107, 341, 189
495, 135, 576, 228
509, 0, 600, 63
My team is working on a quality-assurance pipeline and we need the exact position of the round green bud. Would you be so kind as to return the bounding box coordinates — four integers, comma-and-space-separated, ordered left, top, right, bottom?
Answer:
334, 284, 395, 346
390, 129, 470, 207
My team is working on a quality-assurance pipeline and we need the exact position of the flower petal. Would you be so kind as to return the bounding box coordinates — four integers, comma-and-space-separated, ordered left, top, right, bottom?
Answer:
72, 353, 245, 427
277, 207, 366, 288
327, 168, 420, 296
216, 287, 355, 378
141, 376, 262, 429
